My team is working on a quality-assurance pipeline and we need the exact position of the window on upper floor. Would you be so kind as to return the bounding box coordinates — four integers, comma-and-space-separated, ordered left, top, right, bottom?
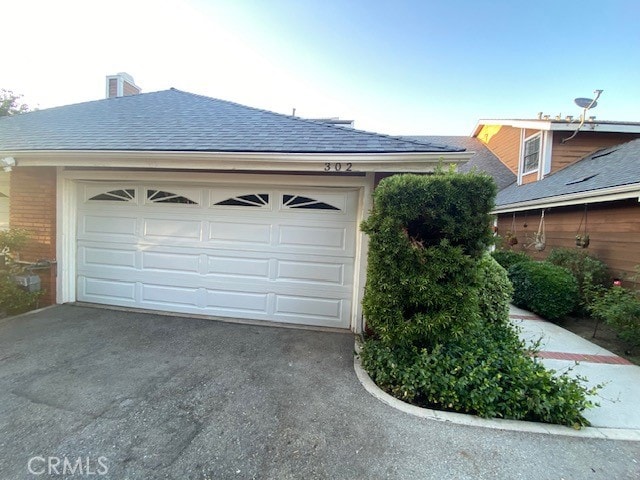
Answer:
522, 134, 541, 174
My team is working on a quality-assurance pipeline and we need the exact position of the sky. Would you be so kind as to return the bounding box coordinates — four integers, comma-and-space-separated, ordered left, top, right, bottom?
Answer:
3, 0, 639, 135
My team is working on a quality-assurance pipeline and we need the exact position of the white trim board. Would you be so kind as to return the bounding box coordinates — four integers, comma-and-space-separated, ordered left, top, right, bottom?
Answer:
3, 150, 472, 173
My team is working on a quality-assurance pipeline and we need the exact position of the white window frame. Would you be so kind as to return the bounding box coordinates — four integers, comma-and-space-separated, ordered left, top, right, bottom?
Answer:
522, 133, 542, 176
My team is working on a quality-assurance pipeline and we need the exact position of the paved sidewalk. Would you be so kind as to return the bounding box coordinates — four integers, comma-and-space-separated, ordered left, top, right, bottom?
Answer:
510, 305, 640, 430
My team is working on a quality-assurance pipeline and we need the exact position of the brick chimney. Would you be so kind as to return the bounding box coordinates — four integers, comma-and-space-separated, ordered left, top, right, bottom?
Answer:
106, 72, 141, 98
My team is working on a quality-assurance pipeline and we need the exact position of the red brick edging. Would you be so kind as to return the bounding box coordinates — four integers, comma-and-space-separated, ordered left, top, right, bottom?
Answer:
533, 351, 633, 365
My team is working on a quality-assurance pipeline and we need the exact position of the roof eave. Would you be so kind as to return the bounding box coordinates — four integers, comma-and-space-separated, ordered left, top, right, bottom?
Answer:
492, 183, 640, 213
2, 149, 473, 173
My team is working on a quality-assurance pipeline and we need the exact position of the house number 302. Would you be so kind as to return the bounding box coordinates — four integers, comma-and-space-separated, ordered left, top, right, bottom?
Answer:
323, 162, 353, 172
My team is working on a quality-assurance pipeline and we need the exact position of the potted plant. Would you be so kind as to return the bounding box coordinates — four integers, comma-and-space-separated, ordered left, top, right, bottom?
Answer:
575, 233, 590, 248
506, 230, 518, 246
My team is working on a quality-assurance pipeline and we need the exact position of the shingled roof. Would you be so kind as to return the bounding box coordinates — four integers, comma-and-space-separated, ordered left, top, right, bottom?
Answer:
496, 138, 640, 209
403, 135, 516, 190
0, 89, 462, 154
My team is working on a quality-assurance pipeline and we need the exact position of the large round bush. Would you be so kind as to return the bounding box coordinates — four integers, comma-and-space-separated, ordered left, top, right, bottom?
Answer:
508, 261, 579, 321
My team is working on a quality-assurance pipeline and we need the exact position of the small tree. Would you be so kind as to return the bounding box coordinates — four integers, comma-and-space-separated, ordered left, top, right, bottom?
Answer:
0, 89, 30, 116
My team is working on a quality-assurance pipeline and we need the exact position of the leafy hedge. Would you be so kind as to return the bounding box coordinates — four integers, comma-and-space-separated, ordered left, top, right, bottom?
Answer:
360, 172, 595, 426
360, 323, 596, 424
508, 262, 579, 321
546, 248, 609, 314
589, 286, 640, 348
491, 249, 531, 271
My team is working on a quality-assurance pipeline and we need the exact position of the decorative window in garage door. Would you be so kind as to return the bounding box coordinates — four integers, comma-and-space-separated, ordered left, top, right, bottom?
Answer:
214, 193, 270, 208
282, 194, 340, 211
146, 189, 198, 205
88, 189, 136, 202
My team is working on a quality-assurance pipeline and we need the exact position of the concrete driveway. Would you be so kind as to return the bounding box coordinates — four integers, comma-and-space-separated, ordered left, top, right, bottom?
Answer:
0, 305, 638, 480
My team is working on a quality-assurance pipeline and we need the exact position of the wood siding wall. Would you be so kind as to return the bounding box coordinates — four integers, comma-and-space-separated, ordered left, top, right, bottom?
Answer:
123, 80, 141, 96
551, 132, 640, 174
9, 167, 57, 305
476, 125, 521, 174
497, 199, 640, 286
521, 172, 538, 184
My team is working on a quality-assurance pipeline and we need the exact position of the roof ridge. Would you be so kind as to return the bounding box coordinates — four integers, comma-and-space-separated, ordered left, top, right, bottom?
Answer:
167, 88, 459, 151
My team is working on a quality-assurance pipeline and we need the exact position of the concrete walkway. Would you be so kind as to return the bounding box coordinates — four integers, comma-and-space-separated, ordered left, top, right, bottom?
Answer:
510, 305, 640, 430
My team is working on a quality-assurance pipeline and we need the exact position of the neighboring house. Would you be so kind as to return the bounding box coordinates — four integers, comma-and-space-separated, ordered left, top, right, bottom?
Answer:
403, 135, 516, 190
474, 117, 640, 283
0, 73, 470, 331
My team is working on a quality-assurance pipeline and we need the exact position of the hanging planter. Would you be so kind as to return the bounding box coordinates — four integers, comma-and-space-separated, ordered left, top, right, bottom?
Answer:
575, 205, 590, 249
533, 211, 546, 251
575, 233, 590, 248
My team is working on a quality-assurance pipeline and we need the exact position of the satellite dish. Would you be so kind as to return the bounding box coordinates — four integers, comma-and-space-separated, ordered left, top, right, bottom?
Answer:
575, 97, 598, 109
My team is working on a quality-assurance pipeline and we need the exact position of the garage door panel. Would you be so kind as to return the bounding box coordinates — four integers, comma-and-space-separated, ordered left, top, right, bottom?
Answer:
143, 218, 203, 240
76, 183, 358, 328
276, 260, 344, 285
142, 251, 201, 273
80, 215, 138, 238
80, 277, 136, 301
278, 224, 347, 251
209, 222, 272, 245
207, 256, 270, 279
205, 289, 269, 313
81, 246, 137, 268
141, 284, 200, 307
275, 295, 342, 321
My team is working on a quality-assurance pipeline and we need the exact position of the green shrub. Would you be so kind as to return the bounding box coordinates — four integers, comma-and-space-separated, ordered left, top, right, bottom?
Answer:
547, 248, 609, 313
360, 327, 596, 427
588, 286, 640, 347
0, 228, 43, 316
508, 261, 579, 321
491, 249, 531, 271
0, 272, 41, 316
0, 228, 30, 253
360, 172, 595, 426
477, 254, 513, 325
363, 171, 497, 260
361, 172, 496, 347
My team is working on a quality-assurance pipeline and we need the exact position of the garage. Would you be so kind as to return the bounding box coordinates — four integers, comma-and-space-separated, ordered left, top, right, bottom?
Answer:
1, 86, 469, 332
76, 182, 358, 328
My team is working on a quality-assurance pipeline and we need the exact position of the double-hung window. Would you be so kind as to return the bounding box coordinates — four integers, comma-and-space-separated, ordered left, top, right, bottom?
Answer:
523, 134, 541, 174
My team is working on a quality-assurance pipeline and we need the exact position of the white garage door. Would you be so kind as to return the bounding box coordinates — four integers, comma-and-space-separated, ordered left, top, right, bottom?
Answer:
76, 183, 358, 328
